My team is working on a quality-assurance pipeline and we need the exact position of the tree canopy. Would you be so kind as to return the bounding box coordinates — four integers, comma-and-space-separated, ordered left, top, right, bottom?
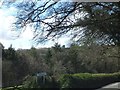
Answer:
6, 1, 120, 45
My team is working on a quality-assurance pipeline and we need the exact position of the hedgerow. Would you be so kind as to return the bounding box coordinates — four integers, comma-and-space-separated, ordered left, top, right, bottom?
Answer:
59, 72, 120, 89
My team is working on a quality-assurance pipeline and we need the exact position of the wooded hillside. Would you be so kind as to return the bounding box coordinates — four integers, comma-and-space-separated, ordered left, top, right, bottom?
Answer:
2, 43, 119, 87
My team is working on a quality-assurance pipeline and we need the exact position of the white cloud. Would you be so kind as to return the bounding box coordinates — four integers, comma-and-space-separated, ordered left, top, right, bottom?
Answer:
0, 7, 17, 40
0, 0, 4, 8
0, 6, 34, 49
20, 26, 34, 40
0, 25, 34, 49
0, 5, 71, 49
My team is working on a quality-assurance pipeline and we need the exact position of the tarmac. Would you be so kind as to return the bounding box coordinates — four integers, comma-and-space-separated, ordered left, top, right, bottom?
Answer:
96, 82, 120, 90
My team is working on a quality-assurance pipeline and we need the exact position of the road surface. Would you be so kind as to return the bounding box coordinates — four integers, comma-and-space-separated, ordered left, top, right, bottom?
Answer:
97, 82, 120, 90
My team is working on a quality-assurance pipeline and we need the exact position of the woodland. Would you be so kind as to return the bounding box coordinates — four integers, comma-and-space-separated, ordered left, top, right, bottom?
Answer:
1, 1, 120, 89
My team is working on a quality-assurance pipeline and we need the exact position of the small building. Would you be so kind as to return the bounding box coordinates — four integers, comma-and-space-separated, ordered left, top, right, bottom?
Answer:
36, 72, 47, 85
36, 72, 47, 77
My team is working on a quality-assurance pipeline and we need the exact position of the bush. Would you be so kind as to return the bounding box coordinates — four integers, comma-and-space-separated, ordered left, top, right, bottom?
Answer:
2, 72, 120, 89
22, 75, 59, 88
22, 75, 38, 88
59, 72, 120, 89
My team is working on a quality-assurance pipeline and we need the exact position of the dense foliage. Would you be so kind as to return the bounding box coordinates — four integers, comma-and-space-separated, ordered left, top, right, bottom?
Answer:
2, 72, 120, 89
59, 72, 120, 88
2, 43, 120, 87
1, 1, 120, 89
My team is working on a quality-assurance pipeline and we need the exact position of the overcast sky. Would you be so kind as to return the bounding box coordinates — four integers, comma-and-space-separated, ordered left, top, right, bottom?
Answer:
0, 1, 71, 50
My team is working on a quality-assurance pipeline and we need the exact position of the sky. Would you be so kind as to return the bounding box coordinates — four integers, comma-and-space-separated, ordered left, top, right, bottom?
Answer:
0, 1, 71, 50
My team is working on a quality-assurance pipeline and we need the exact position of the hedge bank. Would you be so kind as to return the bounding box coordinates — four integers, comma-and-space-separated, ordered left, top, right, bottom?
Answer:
2, 72, 120, 89
59, 72, 120, 89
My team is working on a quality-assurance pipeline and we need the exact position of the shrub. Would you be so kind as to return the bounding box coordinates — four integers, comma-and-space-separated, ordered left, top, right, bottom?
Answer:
22, 75, 38, 88
22, 75, 59, 88
59, 72, 120, 89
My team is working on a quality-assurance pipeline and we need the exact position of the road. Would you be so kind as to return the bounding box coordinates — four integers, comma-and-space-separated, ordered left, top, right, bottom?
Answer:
97, 82, 120, 90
